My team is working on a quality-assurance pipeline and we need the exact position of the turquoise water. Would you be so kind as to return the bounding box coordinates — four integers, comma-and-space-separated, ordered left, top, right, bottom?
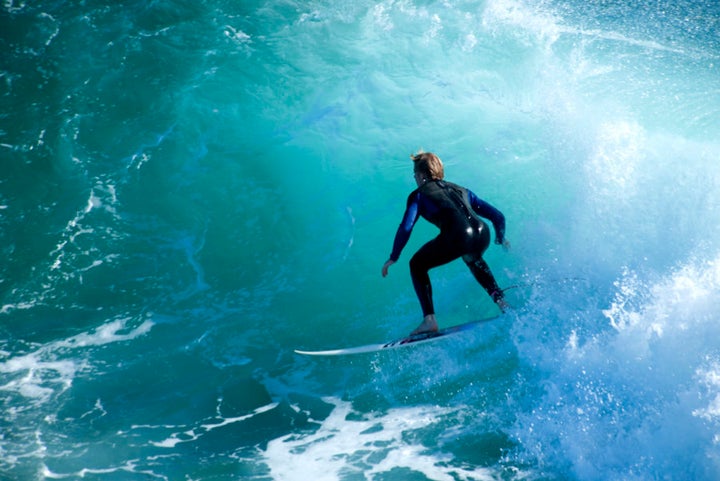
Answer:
2, 0, 720, 479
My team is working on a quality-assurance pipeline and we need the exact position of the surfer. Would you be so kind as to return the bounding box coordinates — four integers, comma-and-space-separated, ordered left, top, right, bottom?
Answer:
382, 151, 510, 335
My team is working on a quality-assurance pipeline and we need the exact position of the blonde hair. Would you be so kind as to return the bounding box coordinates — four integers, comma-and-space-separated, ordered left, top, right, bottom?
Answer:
411, 151, 444, 180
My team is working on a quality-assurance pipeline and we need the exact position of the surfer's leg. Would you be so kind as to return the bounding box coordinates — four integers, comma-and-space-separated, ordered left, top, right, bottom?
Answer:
409, 237, 457, 333
462, 225, 509, 311
463, 256, 509, 312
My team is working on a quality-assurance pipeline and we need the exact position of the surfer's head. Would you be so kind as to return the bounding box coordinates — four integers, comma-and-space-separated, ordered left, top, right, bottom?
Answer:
411, 151, 444, 183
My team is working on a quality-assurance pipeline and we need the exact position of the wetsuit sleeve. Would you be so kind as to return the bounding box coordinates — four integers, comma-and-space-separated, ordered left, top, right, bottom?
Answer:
389, 192, 420, 261
468, 190, 506, 244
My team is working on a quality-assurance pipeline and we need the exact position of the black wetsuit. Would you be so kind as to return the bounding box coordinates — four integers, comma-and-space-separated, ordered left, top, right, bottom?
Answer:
389, 180, 506, 316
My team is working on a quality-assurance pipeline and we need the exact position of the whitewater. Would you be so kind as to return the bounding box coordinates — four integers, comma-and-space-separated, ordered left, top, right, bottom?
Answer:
1, 0, 720, 480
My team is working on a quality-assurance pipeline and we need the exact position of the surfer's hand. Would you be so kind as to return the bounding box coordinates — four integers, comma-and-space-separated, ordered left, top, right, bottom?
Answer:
382, 259, 395, 277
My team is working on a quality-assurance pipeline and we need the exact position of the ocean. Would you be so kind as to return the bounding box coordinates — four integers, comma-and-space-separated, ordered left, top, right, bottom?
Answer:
2, 0, 720, 479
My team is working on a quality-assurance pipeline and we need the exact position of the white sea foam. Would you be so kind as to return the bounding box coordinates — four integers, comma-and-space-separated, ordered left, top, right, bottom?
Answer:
510, 254, 720, 480
0, 352, 77, 402
262, 398, 502, 481
42, 458, 169, 480
58, 318, 154, 349
48, 179, 123, 277
148, 401, 279, 448
1, 300, 38, 314
0, 317, 154, 404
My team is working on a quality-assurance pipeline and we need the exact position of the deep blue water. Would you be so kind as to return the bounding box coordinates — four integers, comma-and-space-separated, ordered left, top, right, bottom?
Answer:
2, 1, 720, 480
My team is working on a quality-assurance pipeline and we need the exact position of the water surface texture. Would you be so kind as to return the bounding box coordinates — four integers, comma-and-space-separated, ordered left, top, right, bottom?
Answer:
2, 1, 720, 480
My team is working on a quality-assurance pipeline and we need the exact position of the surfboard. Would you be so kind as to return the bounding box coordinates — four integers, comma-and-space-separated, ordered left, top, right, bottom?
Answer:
294, 315, 500, 356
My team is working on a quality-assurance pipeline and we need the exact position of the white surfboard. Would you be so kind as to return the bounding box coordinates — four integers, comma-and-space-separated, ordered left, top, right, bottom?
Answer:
294, 315, 500, 356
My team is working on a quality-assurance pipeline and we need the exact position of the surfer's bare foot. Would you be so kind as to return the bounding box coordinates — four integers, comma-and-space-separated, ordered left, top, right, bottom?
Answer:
410, 314, 439, 336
